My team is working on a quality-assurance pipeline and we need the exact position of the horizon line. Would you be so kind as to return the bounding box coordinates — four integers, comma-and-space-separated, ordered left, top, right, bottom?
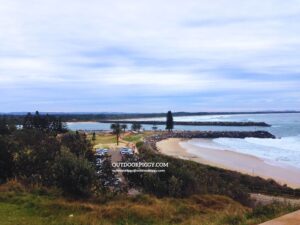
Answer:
1, 110, 300, 115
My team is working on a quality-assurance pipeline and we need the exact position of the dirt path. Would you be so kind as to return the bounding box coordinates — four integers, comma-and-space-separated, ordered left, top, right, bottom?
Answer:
251, 193, 300, 206
109, 147, 122, 162
259, 210, 300, 225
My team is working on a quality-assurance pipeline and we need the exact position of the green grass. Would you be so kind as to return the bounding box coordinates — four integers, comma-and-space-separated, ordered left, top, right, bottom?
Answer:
0, 194, 77, 225
122, 134, 143, 143
87, 133, 117, 145
0, 181, 299, 225
0, 193, 242, 225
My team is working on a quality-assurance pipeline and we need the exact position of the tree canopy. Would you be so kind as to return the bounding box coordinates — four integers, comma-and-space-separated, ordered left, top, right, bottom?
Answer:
166, 111, 174, 131
23, 111, 67, 133
131, 123, 142, 131
111, 123, 122, 145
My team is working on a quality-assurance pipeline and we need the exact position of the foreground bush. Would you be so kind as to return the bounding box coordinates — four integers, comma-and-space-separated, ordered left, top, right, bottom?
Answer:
0, 136, 14, 183
0, 116, 99, 195
51, 148, 96, 196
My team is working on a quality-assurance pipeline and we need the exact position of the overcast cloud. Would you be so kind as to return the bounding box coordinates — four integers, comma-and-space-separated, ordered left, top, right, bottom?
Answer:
0, 0, 300, 112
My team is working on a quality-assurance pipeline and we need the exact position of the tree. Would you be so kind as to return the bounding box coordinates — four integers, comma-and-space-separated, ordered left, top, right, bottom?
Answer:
55, 117, 67, 133
131, 123, 142, 132
92, 132, 96, 142
0, 118, 11, 135
23, 113, 33, 129
121, 124, 128, 132
166, 111, 174, 132
111, 123, 122, 145
22, 111, 67, 133
33, 111, 41, 129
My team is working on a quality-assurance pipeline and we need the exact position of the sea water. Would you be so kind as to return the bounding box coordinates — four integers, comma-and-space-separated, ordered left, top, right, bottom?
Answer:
67, 113, 300, 168
179, 113, 300, 168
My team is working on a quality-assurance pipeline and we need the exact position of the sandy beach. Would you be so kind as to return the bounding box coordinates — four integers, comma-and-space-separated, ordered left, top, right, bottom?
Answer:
156, 138, 300, 188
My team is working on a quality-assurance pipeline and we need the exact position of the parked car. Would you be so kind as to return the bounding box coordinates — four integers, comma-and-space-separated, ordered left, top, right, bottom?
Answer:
95, 148, 109, 157
113, 177, 122, 186
95, 157, 104, 166
120, 147, 133, 156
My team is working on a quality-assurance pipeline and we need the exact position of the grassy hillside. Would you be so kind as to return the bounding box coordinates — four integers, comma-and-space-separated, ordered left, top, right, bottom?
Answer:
0, 181, 298, 225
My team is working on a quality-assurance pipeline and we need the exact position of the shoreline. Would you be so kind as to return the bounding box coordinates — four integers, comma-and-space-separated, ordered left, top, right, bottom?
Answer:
156, 138, 300, 188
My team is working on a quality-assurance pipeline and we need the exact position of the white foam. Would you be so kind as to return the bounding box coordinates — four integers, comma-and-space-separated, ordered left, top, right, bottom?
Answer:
189, 136, 300, 169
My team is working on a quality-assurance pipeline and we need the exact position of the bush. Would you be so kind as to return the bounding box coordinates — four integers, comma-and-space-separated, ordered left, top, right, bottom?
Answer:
0, 136, 14, 183
222, 215, 244, 225
51, 148, 96, 196
245, 202, 299, 223
60, 132, 95, 162
135, 141, 144, 149
11, 130, 61, 185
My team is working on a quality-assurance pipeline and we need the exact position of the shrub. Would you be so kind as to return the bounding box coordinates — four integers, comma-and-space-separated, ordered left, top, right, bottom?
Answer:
222, 214, 244, 225
60, 132, 94, 162
0, 136, 14, 183
135, 141, 144, 149
51, 148, 96, 196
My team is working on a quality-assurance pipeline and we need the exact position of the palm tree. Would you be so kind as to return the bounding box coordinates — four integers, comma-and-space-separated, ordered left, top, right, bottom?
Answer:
131, 123, 142, 132
110, 123, 122, 145
121, 124, 128, 132
92, 132, 96, 142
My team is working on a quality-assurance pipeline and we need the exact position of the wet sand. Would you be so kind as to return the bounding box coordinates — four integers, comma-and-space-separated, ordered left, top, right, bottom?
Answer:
156, 138, 300, 188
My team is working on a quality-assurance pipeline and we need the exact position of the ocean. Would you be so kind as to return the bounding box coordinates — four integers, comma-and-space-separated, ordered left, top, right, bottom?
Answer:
67, 113, 300, 168
174, 113, 300, 169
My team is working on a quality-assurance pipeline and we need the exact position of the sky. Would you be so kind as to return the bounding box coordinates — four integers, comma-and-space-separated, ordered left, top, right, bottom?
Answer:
0, 0, 300, 112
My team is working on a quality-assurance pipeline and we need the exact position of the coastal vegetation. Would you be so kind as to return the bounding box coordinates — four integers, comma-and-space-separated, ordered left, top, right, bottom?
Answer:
0, 112, 300, 224
0, 112, 97, 194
